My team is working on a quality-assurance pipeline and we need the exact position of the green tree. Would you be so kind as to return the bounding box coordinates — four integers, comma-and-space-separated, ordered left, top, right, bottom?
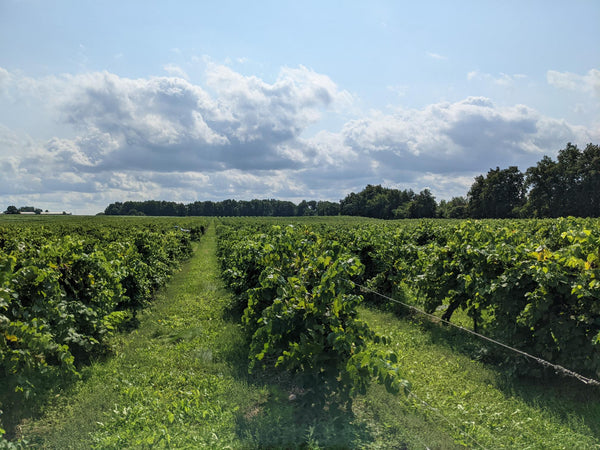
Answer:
297, 200, 317, 216
523, 156, 561, 217
578, 143, 600, 216
467, 166, 525, 218
525, 143, 600, 217
316, 201, 340, 216
407, 189, 437, 218
4, 205, 19, 214
340, 185, 415, 219
438, 196, 468, 218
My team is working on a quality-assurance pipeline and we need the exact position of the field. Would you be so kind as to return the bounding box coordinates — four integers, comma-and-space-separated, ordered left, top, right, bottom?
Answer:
1, 215, 599, 448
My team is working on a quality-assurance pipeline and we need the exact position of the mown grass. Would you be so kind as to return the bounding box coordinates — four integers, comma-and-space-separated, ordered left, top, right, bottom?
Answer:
360, 306, 600, 449
17, 222, 600, 449
20, 223, 255, 448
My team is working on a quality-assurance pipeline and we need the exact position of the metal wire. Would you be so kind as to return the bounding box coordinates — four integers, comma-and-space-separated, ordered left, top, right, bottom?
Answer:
349, 279, 600, 387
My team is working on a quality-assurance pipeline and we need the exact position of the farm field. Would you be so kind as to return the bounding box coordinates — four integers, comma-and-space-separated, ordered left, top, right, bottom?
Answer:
1, 216, 600, 448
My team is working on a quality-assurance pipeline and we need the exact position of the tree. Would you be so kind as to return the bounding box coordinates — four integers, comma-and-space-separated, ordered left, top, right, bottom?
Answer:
365, 192, 392, 219
272, 200, 296, 216
523, 156, 563, 217
438, 196, 468, 218
316, 201, 340, 216
407, 189, 437, 218
104, 202, 124, 215
525, 143, 600, 217
297, 200, 317, 216
579, 143, 600, 216
4, 205, 19, 214
467, 166, 525, 218
340, 185, 415, 219
339, 191, 361, 216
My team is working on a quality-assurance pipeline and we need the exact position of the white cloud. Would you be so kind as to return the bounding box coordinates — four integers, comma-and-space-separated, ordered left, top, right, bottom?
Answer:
547, 69, 600, 97
387, 84, 408, 97
427, 52, 448, 61
339, 96, 596, 175
0, 65, 598, 214
467, 70, 526, 87
163, 64, 189, 80
0, 67, 11, 91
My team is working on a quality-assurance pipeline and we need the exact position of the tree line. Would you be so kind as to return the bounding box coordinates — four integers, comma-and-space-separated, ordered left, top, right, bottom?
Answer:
466, 142, 600, 218
100, 142, 598, 219
103, 199, 342, 217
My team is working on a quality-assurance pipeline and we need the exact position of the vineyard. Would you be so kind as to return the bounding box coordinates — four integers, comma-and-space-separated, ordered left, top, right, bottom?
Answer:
1, 215, 599, 447
0, 216, 207, 437
217, 216, 600, 380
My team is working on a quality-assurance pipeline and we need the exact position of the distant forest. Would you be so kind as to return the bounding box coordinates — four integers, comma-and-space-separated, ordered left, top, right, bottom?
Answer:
103, 142, 600, 219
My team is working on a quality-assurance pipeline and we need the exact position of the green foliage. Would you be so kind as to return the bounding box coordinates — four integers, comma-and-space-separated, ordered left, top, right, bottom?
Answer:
0, 216, 206, 437
105, 198, 340, 217
340, 184, 417, 219
525, 142, 600, 217
217, 223, 407, 408
357, 218, 600, 378
467, 166, 525, 218
407, 189, 437, 218
437, 196, 468, 218
230, 216, 600, 379
13, 218, 600, 449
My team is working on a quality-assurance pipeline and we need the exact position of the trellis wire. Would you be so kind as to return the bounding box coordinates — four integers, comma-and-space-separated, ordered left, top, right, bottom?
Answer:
347, 279, 600, 387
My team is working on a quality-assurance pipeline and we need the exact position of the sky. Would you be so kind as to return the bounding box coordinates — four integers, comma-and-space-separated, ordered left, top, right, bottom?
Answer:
0, 0, 599, 214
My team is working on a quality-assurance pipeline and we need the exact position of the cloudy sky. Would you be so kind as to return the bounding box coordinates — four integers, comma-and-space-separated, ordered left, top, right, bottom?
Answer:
1, 1, 599, 214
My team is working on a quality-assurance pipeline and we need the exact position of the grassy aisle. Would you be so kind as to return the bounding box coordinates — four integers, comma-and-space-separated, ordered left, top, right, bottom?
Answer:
22, 222, 255, 448
358, 307, 600, 449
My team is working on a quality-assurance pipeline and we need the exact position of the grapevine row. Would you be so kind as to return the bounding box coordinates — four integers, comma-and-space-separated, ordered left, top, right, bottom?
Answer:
217, 217, 600, 380
0, 217, 206, 430
216, 222, 408, 408
352, 218, 600, 378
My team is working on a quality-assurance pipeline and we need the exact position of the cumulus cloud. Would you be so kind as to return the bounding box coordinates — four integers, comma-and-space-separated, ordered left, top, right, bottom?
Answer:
0, 65, 598, 214
467, 70, 527, 87
340, 97, 596, 174
547, 69, 600, 97
204, 63, 349, 142
0, 67, 10, 92
163, 64, 189, 80
33, 64, 348, 174
427, 52, 448, 61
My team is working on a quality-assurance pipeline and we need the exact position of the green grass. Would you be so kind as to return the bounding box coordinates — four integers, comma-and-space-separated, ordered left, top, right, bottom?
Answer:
17, 222, 385, 448
16, 221, 600, 449
359, 306, 600, 449
20, 223, 255, 448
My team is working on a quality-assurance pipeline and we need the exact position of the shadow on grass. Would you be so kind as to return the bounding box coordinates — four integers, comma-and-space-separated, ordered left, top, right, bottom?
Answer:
410, 313, 600, 442
0, 344, 119, 442
233, 386, 375, 449
219, 304, 384, 449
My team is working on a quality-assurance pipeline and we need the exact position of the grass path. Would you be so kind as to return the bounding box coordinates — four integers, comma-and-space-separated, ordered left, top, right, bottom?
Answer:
357, 307, 600, 449
22, 222, 255, 448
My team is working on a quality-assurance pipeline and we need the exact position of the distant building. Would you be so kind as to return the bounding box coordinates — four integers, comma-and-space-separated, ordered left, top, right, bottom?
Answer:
1, 211, 72, 215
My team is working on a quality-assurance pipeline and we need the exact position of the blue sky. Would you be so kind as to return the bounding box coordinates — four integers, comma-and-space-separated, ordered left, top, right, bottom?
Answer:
1, 0, 599, 214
